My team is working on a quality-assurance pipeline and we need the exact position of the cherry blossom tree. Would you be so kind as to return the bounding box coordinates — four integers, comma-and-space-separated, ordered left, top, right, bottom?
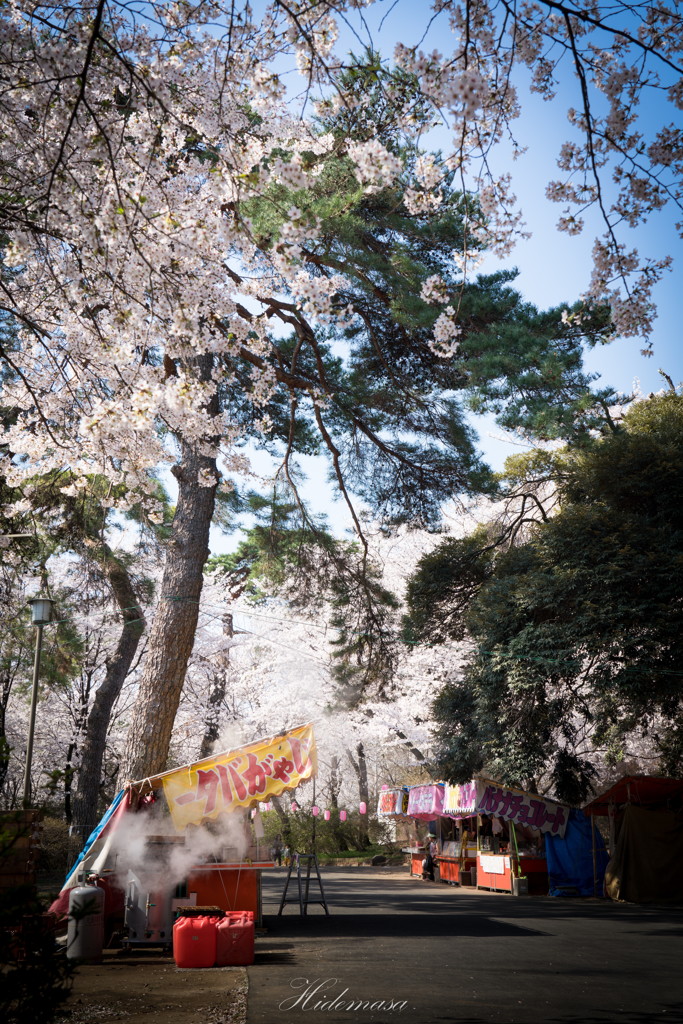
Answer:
1, 2, 680, 781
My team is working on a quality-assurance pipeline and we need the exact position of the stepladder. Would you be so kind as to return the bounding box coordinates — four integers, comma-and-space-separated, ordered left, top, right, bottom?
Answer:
277, 852, 329, 916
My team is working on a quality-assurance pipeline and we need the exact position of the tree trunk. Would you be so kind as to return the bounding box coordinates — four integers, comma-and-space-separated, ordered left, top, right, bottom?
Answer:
198, 614, 232, 760
346, 742, 370, 848
270, 794, 292, 847
0, 670, 11, 798
64, 738, 76, 826
328, 755, 349, 852
119, 354, 219, 782
71, 548, 146, 839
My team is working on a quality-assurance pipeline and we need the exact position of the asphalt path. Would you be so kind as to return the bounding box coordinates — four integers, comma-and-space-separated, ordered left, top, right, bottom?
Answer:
247, 867, 683, 1024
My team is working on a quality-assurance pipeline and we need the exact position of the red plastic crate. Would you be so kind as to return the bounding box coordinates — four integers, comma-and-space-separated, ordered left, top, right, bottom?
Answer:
215, 911, 255, 966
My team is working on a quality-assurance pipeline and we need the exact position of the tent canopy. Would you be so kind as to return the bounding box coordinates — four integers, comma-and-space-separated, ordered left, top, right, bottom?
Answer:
583, 775, 683, 816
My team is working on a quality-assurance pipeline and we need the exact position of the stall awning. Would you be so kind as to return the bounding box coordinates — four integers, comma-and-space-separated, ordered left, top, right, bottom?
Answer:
401, 776, 569, 835
476, 778, 569, 837
583, 775, 683, 816
407, 783, 445, 820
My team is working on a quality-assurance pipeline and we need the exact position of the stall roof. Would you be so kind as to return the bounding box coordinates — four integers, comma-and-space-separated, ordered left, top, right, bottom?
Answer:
583, 775, 683, 816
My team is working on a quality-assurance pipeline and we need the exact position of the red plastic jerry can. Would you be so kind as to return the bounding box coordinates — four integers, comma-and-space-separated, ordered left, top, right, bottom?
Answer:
215, 911, 255, 966
173, 915, 218, 968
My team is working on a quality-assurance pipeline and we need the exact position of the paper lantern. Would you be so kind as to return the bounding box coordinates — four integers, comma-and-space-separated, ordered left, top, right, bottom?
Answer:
381, 784, 389, 790
311, 805, 320, 816
324, 809, 331, 821
359, 801, 367, 815
339, 810, 347, 822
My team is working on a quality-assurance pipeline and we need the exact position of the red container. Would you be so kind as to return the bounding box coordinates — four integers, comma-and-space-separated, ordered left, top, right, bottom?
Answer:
215, 911, 255, 966
173, 915, 218, 968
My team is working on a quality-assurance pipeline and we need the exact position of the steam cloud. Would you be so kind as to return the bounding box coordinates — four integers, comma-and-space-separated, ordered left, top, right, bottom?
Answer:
108, 802, 253, 895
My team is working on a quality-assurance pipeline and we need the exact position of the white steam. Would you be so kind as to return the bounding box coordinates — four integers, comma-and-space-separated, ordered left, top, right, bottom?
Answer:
108, 802, 253, 895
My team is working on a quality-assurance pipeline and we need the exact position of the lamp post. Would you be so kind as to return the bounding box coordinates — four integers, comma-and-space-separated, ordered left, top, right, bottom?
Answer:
22, 595, 54, 808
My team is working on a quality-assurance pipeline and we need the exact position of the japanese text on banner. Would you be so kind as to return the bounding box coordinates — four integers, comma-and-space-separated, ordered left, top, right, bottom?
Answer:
476, 784, 568, 837
162, 723, 316, 830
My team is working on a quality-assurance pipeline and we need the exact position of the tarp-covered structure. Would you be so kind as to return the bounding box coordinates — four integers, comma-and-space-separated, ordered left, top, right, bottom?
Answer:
50, 723, 316, 917
583, 775, 683, 904
545, 808, 609, 897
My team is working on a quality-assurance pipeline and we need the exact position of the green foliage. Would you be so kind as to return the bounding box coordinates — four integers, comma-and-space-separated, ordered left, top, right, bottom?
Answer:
35, 815, 71, 877
259, 807, 394, 857
407, 392, 683, 801
207, 489, 336, 601
326, 560, 400, 704
403, 527, 497, 644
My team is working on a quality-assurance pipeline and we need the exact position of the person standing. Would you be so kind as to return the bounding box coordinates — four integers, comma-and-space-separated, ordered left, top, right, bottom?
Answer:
422, 834, 437, 881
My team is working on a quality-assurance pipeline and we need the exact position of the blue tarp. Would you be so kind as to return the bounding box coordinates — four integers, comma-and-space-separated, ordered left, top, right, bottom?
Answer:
63, 788, 126, 888
545, 807, 609, 896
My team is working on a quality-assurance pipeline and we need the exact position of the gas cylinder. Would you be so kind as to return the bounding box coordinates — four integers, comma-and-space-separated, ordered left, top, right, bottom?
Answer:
173, 914, 218, 968
67, 883, 105, 961
215, 911, 255, 966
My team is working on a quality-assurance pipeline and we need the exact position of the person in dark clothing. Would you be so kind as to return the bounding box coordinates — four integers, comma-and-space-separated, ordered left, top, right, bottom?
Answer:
422, 834, 437, 881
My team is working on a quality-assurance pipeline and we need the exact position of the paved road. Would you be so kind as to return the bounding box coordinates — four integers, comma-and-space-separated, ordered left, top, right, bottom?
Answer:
247, 867, 683, 1024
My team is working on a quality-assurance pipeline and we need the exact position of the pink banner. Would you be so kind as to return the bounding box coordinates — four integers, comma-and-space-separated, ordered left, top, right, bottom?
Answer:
407, 784, 445, 820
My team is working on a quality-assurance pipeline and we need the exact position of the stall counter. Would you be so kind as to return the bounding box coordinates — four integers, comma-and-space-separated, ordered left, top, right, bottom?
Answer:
476, 853, 548, 894
403, 847, 426, 878
187, 861, 274, 926
436, 855, 477, 885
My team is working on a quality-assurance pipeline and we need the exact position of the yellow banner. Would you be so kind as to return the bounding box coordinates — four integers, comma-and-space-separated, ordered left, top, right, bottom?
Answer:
162, 723, 317, 830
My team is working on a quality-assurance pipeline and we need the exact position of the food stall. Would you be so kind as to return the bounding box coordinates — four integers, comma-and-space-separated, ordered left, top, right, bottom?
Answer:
388, 775, 569, 894
50, 724, 317, 938
437, 783, 478, 885
582, 775, 683, 903
405, 784, 445, 877
475, 779, 568, 894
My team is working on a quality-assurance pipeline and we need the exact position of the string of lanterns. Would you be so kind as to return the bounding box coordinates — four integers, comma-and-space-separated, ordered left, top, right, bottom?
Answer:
257, 799, 367, 819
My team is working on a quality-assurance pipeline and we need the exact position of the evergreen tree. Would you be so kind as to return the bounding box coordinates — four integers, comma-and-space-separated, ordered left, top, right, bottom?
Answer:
405, 391, 683, 802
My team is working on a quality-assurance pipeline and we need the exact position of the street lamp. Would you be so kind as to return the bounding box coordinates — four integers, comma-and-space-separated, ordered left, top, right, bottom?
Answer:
22, 595, 55, 807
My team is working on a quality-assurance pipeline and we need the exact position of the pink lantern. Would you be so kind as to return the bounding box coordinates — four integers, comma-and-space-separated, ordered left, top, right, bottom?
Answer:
311, 805, 320, 817
381, 784, 389, 790
290, 800, 298, 812
324, 809, 331, 821
359, 801, 367, 815
339, 810, 347, 822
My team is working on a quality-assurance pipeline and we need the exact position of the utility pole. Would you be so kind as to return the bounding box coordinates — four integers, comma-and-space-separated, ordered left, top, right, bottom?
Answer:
22, 596, 54, 807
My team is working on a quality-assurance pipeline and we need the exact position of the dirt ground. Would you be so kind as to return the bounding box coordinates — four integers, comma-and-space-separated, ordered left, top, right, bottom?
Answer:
54, 949, 248, 1024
